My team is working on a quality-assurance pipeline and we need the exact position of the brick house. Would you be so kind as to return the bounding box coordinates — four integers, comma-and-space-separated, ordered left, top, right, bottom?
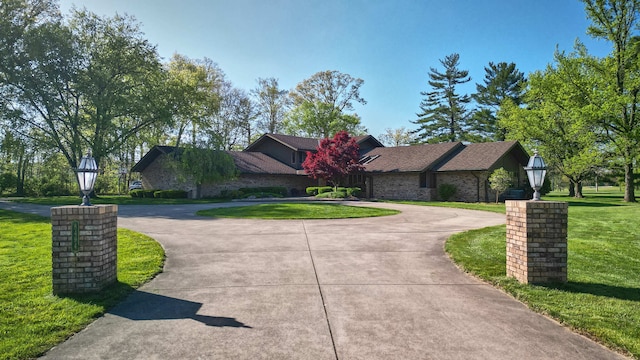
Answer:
131, 133, 530, 202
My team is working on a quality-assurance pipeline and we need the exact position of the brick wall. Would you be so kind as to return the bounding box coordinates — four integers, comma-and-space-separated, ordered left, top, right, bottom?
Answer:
437, 171, 489, 202
200, 174, 315, 197
506, 200, 568, 284
51, 205, 118, 294
370, 173, 435, 201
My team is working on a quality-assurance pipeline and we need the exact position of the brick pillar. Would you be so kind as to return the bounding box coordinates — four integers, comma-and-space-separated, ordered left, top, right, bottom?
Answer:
506, 200, 568, 284
51, 205, 118, 294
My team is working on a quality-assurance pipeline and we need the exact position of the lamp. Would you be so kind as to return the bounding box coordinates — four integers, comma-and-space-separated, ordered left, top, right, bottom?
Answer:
76, 153, 98, 206
525, 151, 546, 201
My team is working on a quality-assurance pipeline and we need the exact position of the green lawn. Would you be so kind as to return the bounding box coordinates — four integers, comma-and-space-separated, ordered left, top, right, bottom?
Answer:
6, 195, 227, 206
197, 203, 400, 219
445, 188, 640, 358
0, 210, 165, 360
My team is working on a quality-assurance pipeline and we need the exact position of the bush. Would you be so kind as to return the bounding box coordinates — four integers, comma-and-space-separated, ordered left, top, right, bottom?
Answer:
438, 183, 457, 201
306, 186, 333, 196
239, 187, 287, 197
219, 189, 244, 199
154, 190, 188, 199
316, 190, 347, 198
346, 187, 361, 197
142, 189, 156, 198
130, 189, 144, 198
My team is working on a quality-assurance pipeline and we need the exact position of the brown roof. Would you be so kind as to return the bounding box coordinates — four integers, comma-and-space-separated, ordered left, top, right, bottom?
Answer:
245, 133, 319, 152
434, 141, 528, 172
228, 151, 300, 174
362, 142, 463, 172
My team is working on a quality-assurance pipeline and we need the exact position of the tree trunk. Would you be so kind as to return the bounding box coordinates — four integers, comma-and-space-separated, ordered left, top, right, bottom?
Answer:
574, 181, 584, 198
569, 180, 575, 197
624, 161, 636, 202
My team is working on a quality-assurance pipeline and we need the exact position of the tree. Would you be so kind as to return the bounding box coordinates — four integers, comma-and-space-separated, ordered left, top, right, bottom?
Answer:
580, 0, 640, 202
251, 77, 289, 134
302, 131, 365, 187
471, 62, 526, 141
413, 53, 472, 143
499, 48, 603, 199
287, 70, 367, 138
378, 127, 416, 146
0, 5, 170, 173
489, 167, 511, 203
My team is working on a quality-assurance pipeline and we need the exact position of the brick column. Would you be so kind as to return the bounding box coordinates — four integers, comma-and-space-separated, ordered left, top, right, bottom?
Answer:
506, 200, 568, 284
51, 205, 118, 295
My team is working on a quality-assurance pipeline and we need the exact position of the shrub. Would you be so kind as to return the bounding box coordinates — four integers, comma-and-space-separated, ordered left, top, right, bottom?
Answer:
153, 190, 188, 198
219, 189, 244, 199
130, 189, 144, 198
142, 189, 156, 198
438, 183, 457, 201
317, 186, 333, 194
316, 190, 347, 198
346, 187, 362, 197
239, 187, 287, 197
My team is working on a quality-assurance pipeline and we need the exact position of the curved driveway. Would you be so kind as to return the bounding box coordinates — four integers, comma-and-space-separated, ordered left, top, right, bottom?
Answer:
1, 201, 624, 359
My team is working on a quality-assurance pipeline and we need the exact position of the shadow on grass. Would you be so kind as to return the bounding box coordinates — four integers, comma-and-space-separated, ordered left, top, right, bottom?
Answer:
542, 281, 640, 302
61, 281, 139, 310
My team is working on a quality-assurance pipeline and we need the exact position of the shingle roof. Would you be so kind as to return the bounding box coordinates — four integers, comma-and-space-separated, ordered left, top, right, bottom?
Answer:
228, 151, 299, 175
245, 133, 319, 152
362, 142, 463, 172
434, 141, 528, 172
130, 146, 176, 172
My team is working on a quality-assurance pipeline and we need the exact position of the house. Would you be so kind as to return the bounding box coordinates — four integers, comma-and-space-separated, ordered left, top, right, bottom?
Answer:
131, 133, 530, 202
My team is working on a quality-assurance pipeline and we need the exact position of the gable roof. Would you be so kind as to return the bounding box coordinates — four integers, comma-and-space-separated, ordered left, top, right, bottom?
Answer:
362, 142, 463, 172
433, 141, 529, 172
130, 145, 176, 173
228, 151, 299, 175
245, 133, 319, 152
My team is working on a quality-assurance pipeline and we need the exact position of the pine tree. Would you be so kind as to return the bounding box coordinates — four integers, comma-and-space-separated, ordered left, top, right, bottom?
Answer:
471, 62, 526, 141
413, 53, 471, 143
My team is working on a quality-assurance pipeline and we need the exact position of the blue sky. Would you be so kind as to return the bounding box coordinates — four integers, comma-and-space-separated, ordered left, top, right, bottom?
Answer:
58, 0, 611, 138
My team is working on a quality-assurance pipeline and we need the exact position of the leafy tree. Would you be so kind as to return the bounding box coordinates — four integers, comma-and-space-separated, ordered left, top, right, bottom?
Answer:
580, 0, 640, 202
378, 127, 416, 146
251, 77, 290, 134
489, 167, 511, 203
499, 48, 603, 198
471, 62, 526, 141
287, 70, 367, 138
302, 131, 364, 187
0, 4, 170, 172
413, 53, 472, 143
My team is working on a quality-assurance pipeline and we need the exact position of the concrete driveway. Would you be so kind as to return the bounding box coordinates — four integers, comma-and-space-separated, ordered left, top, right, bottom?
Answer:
1, 200, 624, 359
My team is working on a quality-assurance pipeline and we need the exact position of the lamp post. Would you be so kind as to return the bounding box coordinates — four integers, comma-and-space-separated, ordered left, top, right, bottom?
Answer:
76, 153, 98, 206
525, 151, 547, 201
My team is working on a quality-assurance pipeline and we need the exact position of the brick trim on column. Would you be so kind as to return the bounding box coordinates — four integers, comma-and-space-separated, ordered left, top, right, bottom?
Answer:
506, 200, 568, 284
51, 205, 118, 294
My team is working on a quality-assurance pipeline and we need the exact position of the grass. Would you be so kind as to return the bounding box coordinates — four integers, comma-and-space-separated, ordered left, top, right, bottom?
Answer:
387, 199, 506, 213
5, 195, 228, 206
0, 209, 165, 360
444, 188, 640, 358
197, 203, 400, 219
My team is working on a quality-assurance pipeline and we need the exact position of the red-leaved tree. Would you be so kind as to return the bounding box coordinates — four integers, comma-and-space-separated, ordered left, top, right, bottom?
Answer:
302, 131, 365, 187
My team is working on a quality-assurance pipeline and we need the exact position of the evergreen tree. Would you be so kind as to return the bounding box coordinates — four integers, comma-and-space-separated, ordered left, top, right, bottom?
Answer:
471, 62, 526, 141
413, 53, 471, 143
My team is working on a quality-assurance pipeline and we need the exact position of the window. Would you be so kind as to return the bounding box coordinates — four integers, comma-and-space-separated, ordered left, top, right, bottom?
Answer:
419, 172, 427, 188
291, 151, 296, 163
420, 172, 436, 188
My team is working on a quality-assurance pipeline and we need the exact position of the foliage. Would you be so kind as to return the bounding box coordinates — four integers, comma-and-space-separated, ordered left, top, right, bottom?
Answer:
306, 186, 334, 196
153, 190, 188, 198
437, 183, 457, 201
10, 195, 227, 205
286, 70, 367, 138
239, 186, 287, 197
302, 131, 365, 187
578, 0, 640, 202
0, 172, 17, 194
197, 203, 400, 219
413, 53, 472, 143
446, 189, 640, 358
129, 189, 144, 198
489, 167, 512, 203
313, 187, 362, 198
251, 77, 290, 134
0, 209, 164, 359
377, 127, 416, 146
499, 47, 603, 199
0, 2, 170, 171
171, 146, 237, 188
471, 62, 526, 141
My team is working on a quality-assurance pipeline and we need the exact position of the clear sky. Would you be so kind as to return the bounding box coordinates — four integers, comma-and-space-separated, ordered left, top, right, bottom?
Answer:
57, 0, 611, 138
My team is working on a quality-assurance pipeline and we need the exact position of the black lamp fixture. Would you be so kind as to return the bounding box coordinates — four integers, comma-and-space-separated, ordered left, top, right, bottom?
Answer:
525, 151, 547, 201
76, 153, 98, 206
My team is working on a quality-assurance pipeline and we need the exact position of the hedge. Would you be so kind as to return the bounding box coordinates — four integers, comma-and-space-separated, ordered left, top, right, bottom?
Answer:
153, 190, 188, 198
239, 186, 287, 197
